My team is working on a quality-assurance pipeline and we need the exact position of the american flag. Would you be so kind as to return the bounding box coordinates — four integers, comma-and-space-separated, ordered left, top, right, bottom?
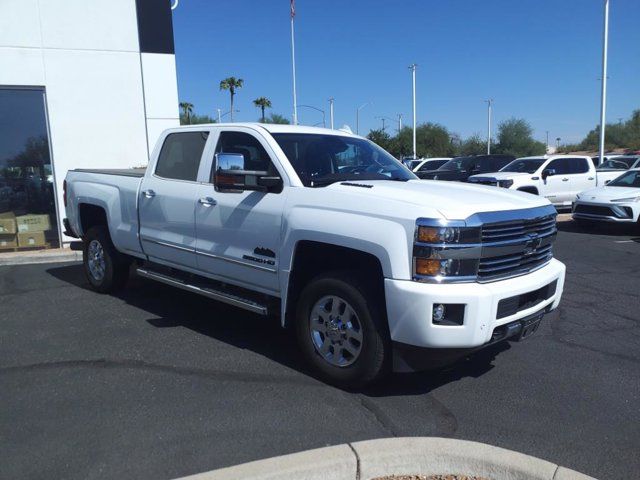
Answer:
290, 0, 295, 19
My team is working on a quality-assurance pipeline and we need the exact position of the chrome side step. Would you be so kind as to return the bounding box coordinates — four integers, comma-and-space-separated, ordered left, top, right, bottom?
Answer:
136, 268, 268, 315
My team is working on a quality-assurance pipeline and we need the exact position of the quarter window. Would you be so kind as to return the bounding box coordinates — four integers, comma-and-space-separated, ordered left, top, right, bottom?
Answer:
155, 132, 208, 181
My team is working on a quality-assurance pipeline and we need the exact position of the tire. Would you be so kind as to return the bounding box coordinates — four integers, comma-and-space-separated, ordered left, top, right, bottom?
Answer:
82, 225, 129, 293
295, 271, 390, 389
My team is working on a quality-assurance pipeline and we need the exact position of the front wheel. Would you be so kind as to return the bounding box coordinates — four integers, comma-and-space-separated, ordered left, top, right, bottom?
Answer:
83, 226, 130, 293
295, 272, 390, 389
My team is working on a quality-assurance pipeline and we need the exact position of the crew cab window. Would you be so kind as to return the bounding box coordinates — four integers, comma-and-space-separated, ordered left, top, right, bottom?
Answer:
547, 158, 589, 175
155, 132, 208, 181
213, 131, 277, 178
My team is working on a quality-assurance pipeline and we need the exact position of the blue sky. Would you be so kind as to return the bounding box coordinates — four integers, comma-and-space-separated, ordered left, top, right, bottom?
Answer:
172, 0, 640, 144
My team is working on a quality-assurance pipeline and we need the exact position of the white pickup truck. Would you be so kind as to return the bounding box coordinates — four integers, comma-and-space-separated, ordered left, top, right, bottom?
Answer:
64, 124, 566, 387
467, 155, 624, 208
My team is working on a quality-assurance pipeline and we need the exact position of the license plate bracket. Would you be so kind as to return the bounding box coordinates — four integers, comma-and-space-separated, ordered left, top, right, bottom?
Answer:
515, 314, 543, 341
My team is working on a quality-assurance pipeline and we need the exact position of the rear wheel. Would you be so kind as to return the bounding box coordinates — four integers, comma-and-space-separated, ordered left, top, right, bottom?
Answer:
83, 226, 129, 293
295, 271, 390, 389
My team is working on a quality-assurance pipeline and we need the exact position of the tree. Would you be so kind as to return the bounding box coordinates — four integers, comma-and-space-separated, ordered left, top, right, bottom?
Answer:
265, 113, 290, 124
179, 102, 194, 124
575, 109, 640, 152
459, 133, 487, 156
393, 123, 456, 158
253, 97, 272, 122
494, 118, 546, 157
219, 77, 244, 121
367, 129, 393, 152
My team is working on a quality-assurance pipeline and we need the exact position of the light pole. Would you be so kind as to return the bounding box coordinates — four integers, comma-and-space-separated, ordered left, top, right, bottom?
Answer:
328, 98, 335, 129
219, 109, 239, 121
409, 64, 417, 159
298, 104, 325, 127
217, 108, 222, 123
556, 137, 561, 150
356, 102, 370, 135
598, 0, 610, 166
485, 99, 493, 154
397, 113, 403, 133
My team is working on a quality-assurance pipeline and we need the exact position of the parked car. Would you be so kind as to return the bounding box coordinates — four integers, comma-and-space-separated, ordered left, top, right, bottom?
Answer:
64, 124, 565, 388
468, 155, 623, 208
417, 155, 515, 181
572, 168, 640, 226
590, 154, 621, 167
403, 157, 451, 173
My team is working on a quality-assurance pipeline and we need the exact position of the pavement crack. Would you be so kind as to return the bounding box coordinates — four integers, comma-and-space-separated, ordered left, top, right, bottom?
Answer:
0, 358, 320, 387
347, 443, 361, 480
355, 395, 401, 437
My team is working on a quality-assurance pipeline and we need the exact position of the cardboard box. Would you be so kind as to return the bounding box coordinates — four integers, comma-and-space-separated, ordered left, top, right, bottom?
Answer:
16, 214, 51, 233
0, 233, 18, 248
0, 218, 16, 234
17, 231, 46, 248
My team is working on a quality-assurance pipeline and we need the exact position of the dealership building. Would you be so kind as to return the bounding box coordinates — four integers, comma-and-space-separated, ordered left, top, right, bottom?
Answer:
0, 0, 179, 251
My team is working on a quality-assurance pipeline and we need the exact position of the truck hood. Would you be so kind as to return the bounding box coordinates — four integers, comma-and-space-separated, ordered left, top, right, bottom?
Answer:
469, 171, 532, 181
579, 186, 640, 201
326, 179, 550, 220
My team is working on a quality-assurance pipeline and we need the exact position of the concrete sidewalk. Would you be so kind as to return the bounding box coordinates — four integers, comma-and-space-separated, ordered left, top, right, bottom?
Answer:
177, 437, 596, 480
0, 247, 81, 266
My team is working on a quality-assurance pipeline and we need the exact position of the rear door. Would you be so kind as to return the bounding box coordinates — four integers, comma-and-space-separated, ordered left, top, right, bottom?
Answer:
568, 157, 594, 199
194, 128, 287, 294
138, 130, 210, 268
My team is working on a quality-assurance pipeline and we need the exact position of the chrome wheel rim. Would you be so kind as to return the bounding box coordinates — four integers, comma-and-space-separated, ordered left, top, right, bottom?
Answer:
87, 239, 106, 282
309, 295, 363, 367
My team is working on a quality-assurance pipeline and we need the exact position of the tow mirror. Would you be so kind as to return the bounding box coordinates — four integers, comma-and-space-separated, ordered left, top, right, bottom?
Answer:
541, 168, 556, 180
215, 153, 283, 193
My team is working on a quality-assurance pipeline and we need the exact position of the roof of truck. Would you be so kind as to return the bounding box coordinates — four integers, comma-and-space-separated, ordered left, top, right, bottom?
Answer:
173, 122, 358, 137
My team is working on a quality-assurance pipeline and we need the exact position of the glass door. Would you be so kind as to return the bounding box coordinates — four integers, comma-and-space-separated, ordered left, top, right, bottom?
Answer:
0, 87, 59, 251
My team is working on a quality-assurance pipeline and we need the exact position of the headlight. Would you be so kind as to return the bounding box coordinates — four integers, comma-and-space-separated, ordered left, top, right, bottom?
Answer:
611, 196, 640, 202
414, 219, 481, 282
498, 179, 513, 188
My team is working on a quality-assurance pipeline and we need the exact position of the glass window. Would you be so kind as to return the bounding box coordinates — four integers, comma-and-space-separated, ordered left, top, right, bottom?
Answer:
598, 157, 637, 170
547, 158, 571, 175
214, 131, 276, 175
569, 158, 590, 173
0, 88, 58, 251
271, 133, 414, 187
608, 170, 640, 188
155, 131, 208, 181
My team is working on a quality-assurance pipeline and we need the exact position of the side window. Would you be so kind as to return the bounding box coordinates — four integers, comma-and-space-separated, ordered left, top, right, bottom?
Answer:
417, 163, 431, 172
547, 158, 569, 175
213, 131, 277, 180
155, 132, 208, 181
567, 158, 589, 174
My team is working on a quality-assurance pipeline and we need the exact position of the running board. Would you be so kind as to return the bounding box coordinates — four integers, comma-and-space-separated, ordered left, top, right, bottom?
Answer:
136, 268, 268, 315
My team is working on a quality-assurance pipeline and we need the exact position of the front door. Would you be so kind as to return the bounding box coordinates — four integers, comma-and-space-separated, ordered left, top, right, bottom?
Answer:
195, 129, 286, 294
541, 158, 570, 205
139, 131, 209, 268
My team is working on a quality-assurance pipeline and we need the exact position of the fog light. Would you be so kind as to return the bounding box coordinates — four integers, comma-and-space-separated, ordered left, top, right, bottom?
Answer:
432, 304, 446, 323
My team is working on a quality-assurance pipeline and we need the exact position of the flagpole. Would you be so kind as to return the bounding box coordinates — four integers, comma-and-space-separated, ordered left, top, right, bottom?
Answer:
290, 1, 298, 125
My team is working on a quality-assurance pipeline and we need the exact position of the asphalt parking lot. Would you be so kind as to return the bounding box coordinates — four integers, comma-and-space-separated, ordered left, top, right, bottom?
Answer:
1, 220, 639, 480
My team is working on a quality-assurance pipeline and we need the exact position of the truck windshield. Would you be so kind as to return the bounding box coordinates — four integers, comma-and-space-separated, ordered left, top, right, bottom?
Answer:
437, 157, 474, 171
607, 170, 640, 187
500, 159, 545, 174
271, 133, 416, 187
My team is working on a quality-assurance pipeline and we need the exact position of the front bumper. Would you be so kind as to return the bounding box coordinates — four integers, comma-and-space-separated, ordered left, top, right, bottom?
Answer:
572, 201, 639, 223
384, 258, 565, 351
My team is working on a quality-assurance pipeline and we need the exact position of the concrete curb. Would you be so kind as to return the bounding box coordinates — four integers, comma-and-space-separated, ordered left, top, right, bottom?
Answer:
0, 247, 81, 266
176, 437, 596, 480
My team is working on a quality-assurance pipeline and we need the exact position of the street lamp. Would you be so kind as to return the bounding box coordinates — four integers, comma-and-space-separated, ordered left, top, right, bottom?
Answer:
485, 99, 493, 155
356, 102, 371, 135
328, 98, 335, 129
598, 0, 610, 166
409, 64, 417, 159
556, 137, 561, 150
298, 104, 325, 127
217, 109, 239, 122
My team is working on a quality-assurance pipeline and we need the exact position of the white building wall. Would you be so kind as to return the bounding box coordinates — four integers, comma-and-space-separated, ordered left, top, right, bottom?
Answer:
0, 0, 179, 243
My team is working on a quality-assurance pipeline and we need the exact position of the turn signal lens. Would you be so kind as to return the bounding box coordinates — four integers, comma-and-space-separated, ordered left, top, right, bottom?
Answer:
415, 258, 450, 276
417, 226, 456, 243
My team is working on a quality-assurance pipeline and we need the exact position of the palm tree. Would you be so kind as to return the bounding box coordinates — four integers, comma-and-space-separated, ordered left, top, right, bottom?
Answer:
179, 101, 194, 124
219, 77, 244, 122
253, 97, 272, 123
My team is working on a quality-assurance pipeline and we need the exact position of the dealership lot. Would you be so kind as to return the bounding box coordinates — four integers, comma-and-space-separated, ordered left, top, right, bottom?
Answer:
1, 222, 638, 480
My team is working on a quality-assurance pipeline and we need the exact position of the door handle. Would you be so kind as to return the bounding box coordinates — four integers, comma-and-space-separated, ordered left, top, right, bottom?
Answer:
562, 178, 569, 182
198, 197, 217, 207
142, 189, 156, 198
588, 177, 594, 180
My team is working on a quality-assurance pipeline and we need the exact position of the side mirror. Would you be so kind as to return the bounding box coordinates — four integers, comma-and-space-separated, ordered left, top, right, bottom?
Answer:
541, 168, 556, 180
215, 153, 282, 193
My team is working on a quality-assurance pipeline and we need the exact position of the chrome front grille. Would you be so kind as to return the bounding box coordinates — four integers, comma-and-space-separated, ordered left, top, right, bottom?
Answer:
478, 213, 557, 282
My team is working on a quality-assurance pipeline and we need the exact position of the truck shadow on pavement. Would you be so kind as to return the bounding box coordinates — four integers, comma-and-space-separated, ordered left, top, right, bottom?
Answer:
557, 218, 640, 240
46, 263, 509, 397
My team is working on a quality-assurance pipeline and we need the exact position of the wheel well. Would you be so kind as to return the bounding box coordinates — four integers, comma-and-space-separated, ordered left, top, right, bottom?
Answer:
284, 241, 385, 327
78, 204, 107, 237
517, 186, 539, 195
